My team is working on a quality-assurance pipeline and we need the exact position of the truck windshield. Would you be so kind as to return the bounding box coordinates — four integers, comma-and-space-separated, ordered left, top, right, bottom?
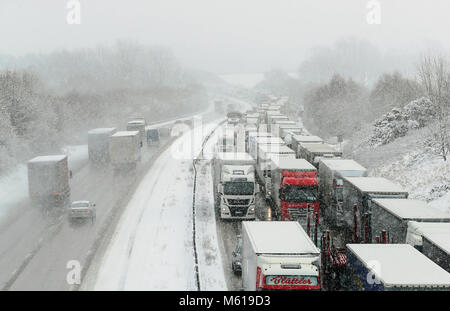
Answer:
224, 182, 254, 195
282, 186, 318, 203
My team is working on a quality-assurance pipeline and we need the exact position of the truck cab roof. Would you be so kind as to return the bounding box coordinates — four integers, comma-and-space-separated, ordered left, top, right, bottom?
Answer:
373, 199, 450, 221
347, 244, 450, 288
344, 177, 408, 195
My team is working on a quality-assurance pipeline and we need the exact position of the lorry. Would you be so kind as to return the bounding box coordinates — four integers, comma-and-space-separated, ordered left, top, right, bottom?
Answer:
342, 177, 408, 244
27, 155, 70, 207
269, 158, 320, 242
291, 135, 323, 156
213, 152, 258, 220
242, 221, 321, 291
216, 128, 236, 153
256, 145, 296, 197
297, 143, 342, 167
278, 125, 302, 139
146, 128, 160, 146
227, 111, 242, 124
370, 198, 450, 244
271, 120, 297, 136
87, 128, 117, 164
345, 244, 450, 291
249, 136, 285, 161
247, 131, 272, 155
318, 159, 368, 227
127, 120, 146, 147
110, 131, 141, 173
406, 222, 450, 273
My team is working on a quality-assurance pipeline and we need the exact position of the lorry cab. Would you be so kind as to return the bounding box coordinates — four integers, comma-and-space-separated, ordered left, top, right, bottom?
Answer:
218, 165, 258, 219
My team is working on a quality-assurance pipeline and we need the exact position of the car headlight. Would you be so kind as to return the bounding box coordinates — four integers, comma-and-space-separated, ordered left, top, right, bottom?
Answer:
235, 261, 241, 266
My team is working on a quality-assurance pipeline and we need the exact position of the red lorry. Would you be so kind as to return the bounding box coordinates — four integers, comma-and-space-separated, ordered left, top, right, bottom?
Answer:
269, 158, 320, 244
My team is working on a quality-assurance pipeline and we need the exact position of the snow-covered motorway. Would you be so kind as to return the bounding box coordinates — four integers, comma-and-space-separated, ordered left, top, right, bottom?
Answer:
85, 117, 228, 290
0, 136, 176, 290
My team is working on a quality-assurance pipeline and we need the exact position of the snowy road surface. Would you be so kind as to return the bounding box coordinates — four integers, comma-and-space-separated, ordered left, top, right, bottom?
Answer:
91, 119, 227, 290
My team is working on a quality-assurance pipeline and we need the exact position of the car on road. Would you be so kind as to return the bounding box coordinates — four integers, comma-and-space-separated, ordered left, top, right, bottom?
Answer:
69, 201, 96, 224
232, 234, 242, 275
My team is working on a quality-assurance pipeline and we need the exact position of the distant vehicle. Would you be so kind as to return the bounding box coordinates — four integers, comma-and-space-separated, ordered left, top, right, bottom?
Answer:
27, 155, 70, 208
147, 128, 160, 146
127, 120, 146, 147
227, 111, 242, 124
232, 234, 242, 275
110, 131, 141, 173
69, 201, 96, 224
183, 119, 193, 128
88, 128, 117, 164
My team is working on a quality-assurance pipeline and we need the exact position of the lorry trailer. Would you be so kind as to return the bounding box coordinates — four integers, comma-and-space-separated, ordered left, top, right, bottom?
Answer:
318, 159, 368, 227
342, 177, 408, 243
127, 120, 146, 147
291, 135, 324, 156
297, 143, 342, 167
27, 155, 70, 207
345, 244, 450, 291
406, 222, 450, 273
256, 144, 296, 197
242, 221, 321, 291
110, 131, 141, 173
371, 198, 450, 244
87, 128, 117, 164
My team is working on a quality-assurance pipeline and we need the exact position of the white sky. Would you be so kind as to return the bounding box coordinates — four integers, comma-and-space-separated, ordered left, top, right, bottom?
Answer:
0, 0, 449, 73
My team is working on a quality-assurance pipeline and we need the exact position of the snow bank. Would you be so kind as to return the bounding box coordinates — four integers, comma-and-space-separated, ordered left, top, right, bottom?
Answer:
92, 119, 226, 290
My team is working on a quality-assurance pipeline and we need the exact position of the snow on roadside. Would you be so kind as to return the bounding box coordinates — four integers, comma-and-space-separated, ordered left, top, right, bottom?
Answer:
195, 160, 228, 290
92, 119, 225, 290
370, 151, 450, 214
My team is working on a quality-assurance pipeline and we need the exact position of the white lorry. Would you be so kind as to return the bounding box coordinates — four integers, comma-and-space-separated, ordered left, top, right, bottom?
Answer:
256, 144, 296, 197
242, 221, 321, 291
110, 131, 141, 173
127, 120, 146, 147
406, 221, 450, 273
88, 128, 117, 164
214, 152, 258, 220
27, 155, 70, 207
291, 135, 323, 156
249, 136, 285, 161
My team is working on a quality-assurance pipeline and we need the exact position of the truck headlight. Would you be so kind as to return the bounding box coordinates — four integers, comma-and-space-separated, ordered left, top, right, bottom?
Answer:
221, 207, 226, 212
249, 207, 255, 212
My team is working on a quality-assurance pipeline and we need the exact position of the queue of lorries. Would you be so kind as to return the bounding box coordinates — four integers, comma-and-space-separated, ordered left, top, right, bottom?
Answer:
26, 117, 168, 223
216, 94, 450, 291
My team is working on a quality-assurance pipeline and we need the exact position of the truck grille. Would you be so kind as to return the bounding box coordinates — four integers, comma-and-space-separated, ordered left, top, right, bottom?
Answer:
228, 206, 248, 217
228, 199, 250, 206
288, 208, 307, 219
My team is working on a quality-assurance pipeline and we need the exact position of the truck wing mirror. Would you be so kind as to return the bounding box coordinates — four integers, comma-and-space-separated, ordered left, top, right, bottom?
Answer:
255, 184, 260, 193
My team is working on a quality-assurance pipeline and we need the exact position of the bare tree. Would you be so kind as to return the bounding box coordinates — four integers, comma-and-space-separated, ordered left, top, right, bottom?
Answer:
418, 52, 450, 161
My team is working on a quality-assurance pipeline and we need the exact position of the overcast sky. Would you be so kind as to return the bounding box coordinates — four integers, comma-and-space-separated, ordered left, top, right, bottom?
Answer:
0, 0, 449, 73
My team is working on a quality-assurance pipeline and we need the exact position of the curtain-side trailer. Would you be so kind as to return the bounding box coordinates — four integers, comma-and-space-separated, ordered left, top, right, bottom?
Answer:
345, 244, 450, 291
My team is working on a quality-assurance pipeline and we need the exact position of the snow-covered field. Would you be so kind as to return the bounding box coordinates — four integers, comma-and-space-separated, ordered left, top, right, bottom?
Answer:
92, 119, 227, 290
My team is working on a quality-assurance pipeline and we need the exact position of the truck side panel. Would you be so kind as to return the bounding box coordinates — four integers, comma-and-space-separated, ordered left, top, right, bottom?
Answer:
345, 249, 385, 291
422, 237, 450, 273
242, 224, 257, 291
